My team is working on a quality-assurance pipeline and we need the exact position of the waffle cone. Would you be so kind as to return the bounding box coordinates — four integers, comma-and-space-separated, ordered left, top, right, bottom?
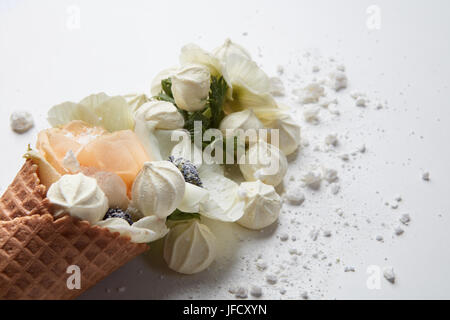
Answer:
0, 160, 148, 300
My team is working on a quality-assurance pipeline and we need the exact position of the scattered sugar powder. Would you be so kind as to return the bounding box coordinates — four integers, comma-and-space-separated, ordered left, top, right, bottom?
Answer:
295, 83, 325, 104
383, 267, 396, 284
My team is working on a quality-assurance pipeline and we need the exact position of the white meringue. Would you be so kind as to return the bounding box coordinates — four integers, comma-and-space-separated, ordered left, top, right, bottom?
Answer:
134, 101, 184, 130
131, 161, 186, 219
239, 140, 288, 186
265, 113, 301, 156
163, 220, 217, 274
48, 173, 108, 224
171, 64, 211, 112
96, 216, 169, 244
219, 109, 264, 142
237, 180, 281, 230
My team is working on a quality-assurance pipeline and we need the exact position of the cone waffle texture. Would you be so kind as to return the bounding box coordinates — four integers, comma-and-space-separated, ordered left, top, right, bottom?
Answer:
0, 160, 148, 300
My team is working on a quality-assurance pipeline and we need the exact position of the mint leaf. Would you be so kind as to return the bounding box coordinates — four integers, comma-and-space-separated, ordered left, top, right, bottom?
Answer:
167, 210, 201, 222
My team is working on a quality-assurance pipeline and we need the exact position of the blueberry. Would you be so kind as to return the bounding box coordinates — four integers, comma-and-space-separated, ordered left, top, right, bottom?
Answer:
169, 156, 203, 187
104, 208, 133, 225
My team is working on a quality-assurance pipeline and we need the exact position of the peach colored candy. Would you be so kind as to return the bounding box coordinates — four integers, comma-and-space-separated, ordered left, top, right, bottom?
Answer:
37, 120, 152, 192
77, 130, 151, 191
36, 120, 107, 174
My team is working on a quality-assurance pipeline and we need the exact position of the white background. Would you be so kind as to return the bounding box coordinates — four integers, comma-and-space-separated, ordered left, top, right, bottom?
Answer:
0, 0, 449, 299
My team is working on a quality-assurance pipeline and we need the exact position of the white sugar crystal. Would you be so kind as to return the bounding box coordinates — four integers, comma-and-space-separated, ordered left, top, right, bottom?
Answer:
355, 97, 367, 107
301, 171, 322, 190
350, 91, 366, 99
344, 266, 355, 272
312, 65, 320, 72
383, 267, 396, 284
339, 154, 350, 161
285, 188, 305, 205
280, 233, 289, 241
295, 83, 325, 104
300, 291, 309, 299
276, 65, 284, 75
376, 235, 384, 242
250, 286, 263, 298
400, 214, 411, 225
10, 111, 34, 133
359, 144, 366, 153
279, 288, 286, 295
303, 106, 320, 123
337, 64, 346, 72
235, 286, 248, 299
394, 195, 402, 202
256, 259, 268, 271
394, 226, 404, 236
323, 168, 338, 183
266, 274, 278, 284
330, 183, 340, 195
310, 229, 319, 241
329, 71, 348, 91
323, 230, 332, 237
62, 150, 81, 173
422, 172, 430, 181
325, 133, 338, 146
321, 98, 338, 108
270, 77, 285, 96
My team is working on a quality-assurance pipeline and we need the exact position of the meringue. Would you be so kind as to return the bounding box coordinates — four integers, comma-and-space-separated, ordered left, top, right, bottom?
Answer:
219, 109, 264, 142
237, 180, 281, 230
48, 173, 108, 224
265, 113, 301, 156
96, 215, 169, 244
131, 161, 186, 219
164, 220, 217, 274
134, 101, 184, 130
171, 64, 211, 112
239, 140, 288, 186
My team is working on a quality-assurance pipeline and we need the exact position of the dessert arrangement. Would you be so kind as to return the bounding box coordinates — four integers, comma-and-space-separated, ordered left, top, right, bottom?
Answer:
0, 39, 300, 299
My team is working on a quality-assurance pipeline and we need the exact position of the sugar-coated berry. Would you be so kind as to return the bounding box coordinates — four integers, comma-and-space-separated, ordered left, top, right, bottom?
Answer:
104, 208, 133, 225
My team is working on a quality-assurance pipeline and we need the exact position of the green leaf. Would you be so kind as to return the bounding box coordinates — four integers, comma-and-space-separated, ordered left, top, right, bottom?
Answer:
151, 76, 229, 150
167, 209, 201, 222
161, 78, 173, 97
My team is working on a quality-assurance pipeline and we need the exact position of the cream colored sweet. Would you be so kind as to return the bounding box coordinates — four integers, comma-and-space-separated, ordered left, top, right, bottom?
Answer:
131, 161, 185, 219
47, 173, 108, 224
96, 216, 169, 244
163, 220, 217, 274
134, 101, 184, 130
219, 109, 264, 142
82, 167, 129, 210
239, 140, 288, 186
237, 180, 281, 230
171, 64, 211, 112
265, 113, 301, 156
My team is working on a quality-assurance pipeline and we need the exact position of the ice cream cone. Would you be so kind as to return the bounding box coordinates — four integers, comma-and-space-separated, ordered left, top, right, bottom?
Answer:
0, 160, 148, 300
